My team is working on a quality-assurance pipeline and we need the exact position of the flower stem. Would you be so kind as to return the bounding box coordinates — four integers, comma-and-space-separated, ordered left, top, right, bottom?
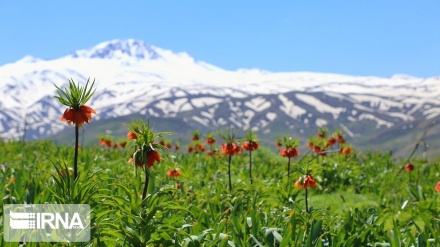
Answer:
74, 125, 79, 179
142, 171, 149, 200
305, 188, 309, 213
287, 157, 291, 181
228, 154, 232, 192
249, 150, 253, 184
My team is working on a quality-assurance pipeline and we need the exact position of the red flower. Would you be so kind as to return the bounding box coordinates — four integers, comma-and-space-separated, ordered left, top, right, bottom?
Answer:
317, 133, 325, 138
166, 144, 172, 149
175, 182, 181, 189
146, 150, 160, 168
60, 105, 96, 126
194, 144, 205, 153
312, 146, 326, 156
206, 150, 218, 156
221, 143, 239, 156
175, 145, 180, 151
275, 141, 282, 147
167, 169, 181, 178
187, 146, 193, 153
129, 149, 161, 168
279, 147, 300, 158
339, 147, 352, 155
241, 141, 259, 151
327, 138, 336, 147
404, 163, 414, 172
118, 142, 127, 148
335, 134, 345, 144
294, 175, 318, 189
435, 182, 440, 193
127, 131, 137, 140
205, 137, 216, 145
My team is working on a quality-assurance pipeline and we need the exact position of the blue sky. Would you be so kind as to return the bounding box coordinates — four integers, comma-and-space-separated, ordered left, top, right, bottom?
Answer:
1, 0, 439, 77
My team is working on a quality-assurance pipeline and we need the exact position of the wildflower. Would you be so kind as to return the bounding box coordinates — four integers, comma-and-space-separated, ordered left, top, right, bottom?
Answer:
243, 130, 259, 184
187, 146, 193, 153
205, 137, 216, 145
127, 131, 137, 140
218, 127, 239, 192
435, 182, 440, 193
327, 138, 336, 147
175, 144, 180, 151
167, 169, 181, 178
146, 150, 161, 168
191, 130, 200, 141
242, 141, 259, 151
279, 147, 300, 158
275, 141, 282, 147
175, 182, 181, 189
221, 143, 238, 156
60, 105, 96, 126
55, 78, 96, 179
404, 163, 414, 172
339, 147, 353, 155
294, 174, 318, 189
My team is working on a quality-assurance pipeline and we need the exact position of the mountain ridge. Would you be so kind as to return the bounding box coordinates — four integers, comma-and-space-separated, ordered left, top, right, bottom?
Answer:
0, 39, 439, 154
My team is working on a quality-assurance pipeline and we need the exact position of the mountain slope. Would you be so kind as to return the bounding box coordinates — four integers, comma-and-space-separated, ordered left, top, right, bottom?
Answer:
0, 39, 439, 154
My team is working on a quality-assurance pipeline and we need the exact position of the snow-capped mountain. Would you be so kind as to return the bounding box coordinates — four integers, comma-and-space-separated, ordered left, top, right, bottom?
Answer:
1, 39, 439, 142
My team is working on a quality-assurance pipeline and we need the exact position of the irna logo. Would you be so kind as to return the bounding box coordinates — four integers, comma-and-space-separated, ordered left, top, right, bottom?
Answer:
4, 204, 90, 242
9, 211, 85, 230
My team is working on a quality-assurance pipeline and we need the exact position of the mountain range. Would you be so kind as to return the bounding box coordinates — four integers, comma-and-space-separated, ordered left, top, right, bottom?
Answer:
1, 39, 439, 157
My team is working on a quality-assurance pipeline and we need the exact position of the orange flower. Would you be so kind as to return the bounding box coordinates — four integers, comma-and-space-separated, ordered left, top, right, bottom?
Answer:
175, 145, 180, 151
129, 149, 161, 168
167, 169, 181, 178
279, 147, 300, 158
404, 163, 414, 172
241, 141, 259, 151
435, 182, 440, 193
294, 175, 318, 189
339, 147, 352, 155
118, 142, 127, 148
221, 143, 238, 156
275, 141, 282, 147
327, 138, 336, 147
187, 146, 193, 153
312, 146, 326, 156
194, 144, 205, 153
60, 105, 96, 126
206, 150, 218, 156
146, 150, 160, 168
127, 131, 137, 140
205, 137, 216, 145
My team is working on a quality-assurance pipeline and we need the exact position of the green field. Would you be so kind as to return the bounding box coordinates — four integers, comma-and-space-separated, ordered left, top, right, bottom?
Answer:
1, 125, 439, 247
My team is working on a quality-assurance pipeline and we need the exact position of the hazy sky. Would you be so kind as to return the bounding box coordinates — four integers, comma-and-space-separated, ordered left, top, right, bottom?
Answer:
1, 1, 439, 77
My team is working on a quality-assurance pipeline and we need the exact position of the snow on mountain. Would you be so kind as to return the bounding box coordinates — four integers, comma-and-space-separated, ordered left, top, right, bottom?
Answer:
0, 39, 439, 140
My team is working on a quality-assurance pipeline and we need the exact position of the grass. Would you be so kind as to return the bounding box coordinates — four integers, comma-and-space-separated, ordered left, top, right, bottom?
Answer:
0, 135, 439, 246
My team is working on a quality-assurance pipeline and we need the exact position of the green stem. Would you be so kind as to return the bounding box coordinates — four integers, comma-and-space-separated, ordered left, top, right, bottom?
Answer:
287, 157, 291, 181
74, 125, 79, 179
228, 155, 232, 192
249, 151, 253, 184
305, 188, 309, 213
142, 170, 149, 200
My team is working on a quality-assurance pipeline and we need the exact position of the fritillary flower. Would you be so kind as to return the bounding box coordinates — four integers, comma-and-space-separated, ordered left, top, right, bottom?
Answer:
295, 174, 318, 213
436, 182, 440, 193
294, 174, 318, 189
55, 78, 96, 179
404, 163, 414, 172
127, 131, 137, 140
167, 169, 181, 178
